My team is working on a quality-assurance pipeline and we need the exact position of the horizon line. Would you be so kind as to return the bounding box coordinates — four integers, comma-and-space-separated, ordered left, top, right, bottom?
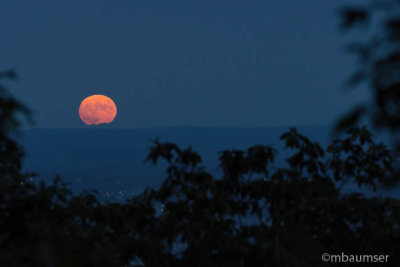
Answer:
21, 124, 332, 130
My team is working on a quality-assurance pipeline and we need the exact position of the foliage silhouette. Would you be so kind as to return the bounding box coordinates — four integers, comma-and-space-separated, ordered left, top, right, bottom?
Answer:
337, 0, 400, 154
1, 1, 400, 266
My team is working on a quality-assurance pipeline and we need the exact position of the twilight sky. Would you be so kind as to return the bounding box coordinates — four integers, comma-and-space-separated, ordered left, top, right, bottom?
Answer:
0, 0, 368, 128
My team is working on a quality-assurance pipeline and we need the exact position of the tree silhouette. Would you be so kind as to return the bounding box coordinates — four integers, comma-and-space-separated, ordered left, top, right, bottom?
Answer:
134, 127, 398, 266
337, 0, 400, 154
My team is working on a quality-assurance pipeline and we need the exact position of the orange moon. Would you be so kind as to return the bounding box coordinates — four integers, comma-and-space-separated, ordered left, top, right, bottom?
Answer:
79, 95, 117, 125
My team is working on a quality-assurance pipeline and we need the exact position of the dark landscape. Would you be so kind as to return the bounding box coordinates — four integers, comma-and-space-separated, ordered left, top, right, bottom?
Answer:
20, 126, 398, 201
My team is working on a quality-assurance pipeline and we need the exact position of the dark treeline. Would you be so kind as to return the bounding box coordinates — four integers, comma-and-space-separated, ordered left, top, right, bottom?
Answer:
1, 1, 400, 266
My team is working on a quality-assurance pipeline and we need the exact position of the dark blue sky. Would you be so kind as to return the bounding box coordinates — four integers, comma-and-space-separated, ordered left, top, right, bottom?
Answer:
1, 0, 367, 128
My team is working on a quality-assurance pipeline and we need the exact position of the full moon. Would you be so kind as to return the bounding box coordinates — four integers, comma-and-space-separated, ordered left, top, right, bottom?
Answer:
79, 95, 117, 125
